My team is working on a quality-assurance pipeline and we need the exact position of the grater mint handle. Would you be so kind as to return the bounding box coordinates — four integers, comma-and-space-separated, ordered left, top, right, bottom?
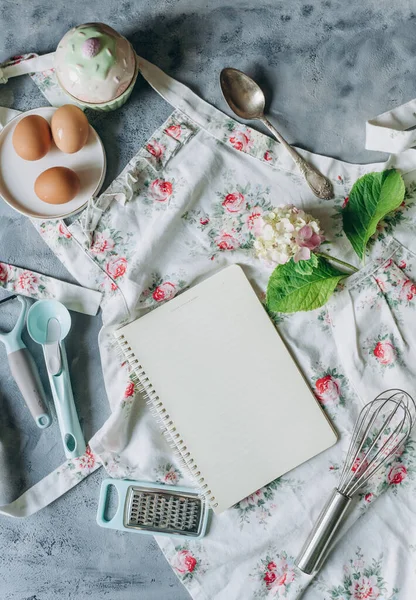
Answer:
97, 478, 129, 530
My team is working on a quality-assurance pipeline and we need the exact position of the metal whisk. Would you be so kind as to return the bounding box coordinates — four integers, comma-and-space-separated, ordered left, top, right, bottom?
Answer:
296, 389, 416, 574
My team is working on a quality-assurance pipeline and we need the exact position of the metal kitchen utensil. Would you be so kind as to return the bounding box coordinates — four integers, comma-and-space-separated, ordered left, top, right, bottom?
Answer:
296, 389, 416, 574
0, 295, 51, 428
220, 67, 334, 200
27, 299, 86, 459
97, 478, 209, 539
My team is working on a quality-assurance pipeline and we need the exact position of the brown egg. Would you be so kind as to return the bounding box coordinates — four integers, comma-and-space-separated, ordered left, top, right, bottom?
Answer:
12, 115, 52, 161
34, 167, 80, 204
51, 105, 90, 154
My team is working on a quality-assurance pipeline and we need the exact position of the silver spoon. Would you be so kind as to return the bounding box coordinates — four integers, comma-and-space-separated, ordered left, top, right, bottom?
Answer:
220, 68, 334, 200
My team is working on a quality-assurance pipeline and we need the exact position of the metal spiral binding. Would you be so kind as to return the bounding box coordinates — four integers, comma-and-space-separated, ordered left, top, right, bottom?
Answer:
114, 332, 218, 508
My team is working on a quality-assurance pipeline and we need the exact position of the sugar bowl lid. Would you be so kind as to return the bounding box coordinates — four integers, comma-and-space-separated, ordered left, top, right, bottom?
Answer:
55, 23, 136, 104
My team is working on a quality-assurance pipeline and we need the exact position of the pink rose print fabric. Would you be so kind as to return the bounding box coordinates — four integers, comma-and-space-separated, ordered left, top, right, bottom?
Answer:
139, 272, 186, 306
106, 256, 128, 279
0, 262, 8, 282
152, 281, 176, 302
181, 174, 273, 260
170, 544, 205, 582
149, 178, 173, 202
154, 462, 182, 485
311, 367, 348, 417
387, 463, 407, 485
229, 128, 253, 152
316, 548, 400, 599
251, 551, 297, 598
146, 139, 165, 159
222, 192, 245, 213
164, 123, 182, 139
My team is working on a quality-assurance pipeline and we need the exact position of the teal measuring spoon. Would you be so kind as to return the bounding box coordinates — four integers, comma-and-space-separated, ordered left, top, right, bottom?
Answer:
27, 299, 86, 459
0, 295, 51, 428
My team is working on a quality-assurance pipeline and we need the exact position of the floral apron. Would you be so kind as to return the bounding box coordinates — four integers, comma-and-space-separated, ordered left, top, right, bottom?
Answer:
2, 54, 416, 600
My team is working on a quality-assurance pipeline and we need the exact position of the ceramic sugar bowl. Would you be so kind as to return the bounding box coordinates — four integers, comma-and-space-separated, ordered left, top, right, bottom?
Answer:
55, 23, 138, 111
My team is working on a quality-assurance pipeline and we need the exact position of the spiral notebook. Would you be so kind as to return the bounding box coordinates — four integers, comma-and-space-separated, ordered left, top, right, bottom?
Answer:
115, 265, 337, 514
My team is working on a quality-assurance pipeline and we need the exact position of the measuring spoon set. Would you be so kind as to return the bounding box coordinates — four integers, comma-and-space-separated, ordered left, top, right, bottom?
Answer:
0, 295, 86, 459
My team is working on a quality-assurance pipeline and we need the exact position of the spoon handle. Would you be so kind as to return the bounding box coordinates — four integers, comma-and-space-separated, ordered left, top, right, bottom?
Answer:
261, 117, 334, 200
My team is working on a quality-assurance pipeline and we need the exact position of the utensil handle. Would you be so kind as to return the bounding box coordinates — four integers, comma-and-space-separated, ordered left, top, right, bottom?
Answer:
8, 348, 51, 429
295, 488, 352, 574
48, 345, 86, 459
261, 117, 334, 200
96, 478, 126, 530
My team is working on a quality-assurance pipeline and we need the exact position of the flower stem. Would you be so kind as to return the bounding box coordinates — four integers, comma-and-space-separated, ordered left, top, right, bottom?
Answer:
316, 252, 359, 273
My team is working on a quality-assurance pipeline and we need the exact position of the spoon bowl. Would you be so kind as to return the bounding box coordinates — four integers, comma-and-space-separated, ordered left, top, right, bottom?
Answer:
27, 300, 71, 345
220, 68, 266, 120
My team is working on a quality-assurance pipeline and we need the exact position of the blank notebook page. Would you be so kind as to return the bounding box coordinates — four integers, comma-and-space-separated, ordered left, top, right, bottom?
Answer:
116, 264, 337, 514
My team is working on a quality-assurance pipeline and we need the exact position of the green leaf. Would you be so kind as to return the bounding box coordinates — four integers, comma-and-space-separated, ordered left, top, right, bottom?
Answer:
293, 254, 318, 275
342, 169, 405, 260
266, 257, 346, 313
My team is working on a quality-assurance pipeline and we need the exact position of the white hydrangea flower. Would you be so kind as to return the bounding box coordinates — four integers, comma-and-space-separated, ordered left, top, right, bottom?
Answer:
254, 204, 324, 265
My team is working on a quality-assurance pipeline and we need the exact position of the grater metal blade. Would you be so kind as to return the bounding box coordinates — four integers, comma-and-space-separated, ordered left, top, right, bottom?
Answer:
97, 478, 209, 539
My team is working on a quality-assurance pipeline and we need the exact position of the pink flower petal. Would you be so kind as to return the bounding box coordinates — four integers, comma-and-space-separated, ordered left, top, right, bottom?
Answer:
294, 247, 311, 262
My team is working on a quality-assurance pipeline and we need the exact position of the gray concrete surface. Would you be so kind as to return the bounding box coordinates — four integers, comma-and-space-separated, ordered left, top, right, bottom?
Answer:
0, 0, 415, 598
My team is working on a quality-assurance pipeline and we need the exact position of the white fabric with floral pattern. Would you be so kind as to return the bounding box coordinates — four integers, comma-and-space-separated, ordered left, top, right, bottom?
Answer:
2, 52, 416, 598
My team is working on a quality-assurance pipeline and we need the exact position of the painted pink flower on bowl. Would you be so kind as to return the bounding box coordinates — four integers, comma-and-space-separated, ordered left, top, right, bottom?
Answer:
342, 196, 349, 208
149, 179, 173, 202
398, 260, 406, 269
364, 492, 373, 503
373, 341, 395, 365
0, 262, 9, 283
387, 463, 407, 485
349, 575, 380, 600
165, 124, 182, 139
264, 150, 273, 162
315, 375, 340, 404
172, 549, 197, 574
124, 381, 135, 398
58, 223, 72, 239
229, 129, 253, 151
400, 279, 416, 301
146, 140, 165, 158
222, 192, 245, 213
15, 270, 39, 294
216, 231, 238, 251
91, 230, 115, 255
106, 257, 127, 279
153, 281, 176, 302
200, 216, 209, 226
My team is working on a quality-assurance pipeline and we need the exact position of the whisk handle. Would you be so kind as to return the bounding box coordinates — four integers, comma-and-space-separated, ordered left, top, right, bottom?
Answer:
295, 488, 352, 575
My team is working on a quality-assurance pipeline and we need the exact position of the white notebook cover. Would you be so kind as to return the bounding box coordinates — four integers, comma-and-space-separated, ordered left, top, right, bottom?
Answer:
115, 265, 337, 514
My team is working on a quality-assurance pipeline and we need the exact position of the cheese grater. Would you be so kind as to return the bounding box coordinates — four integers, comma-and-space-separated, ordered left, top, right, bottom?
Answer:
97, 479, 209, 539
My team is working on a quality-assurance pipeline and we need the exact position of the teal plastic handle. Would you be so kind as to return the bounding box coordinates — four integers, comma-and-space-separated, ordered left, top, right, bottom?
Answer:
48, 343, 86, 459
96, 479, 127, 530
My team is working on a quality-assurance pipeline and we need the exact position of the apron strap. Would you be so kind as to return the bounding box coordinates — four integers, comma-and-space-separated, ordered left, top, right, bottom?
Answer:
0, 447, 100, 517
0, 262, 102, 316
366, 98, 416, 154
